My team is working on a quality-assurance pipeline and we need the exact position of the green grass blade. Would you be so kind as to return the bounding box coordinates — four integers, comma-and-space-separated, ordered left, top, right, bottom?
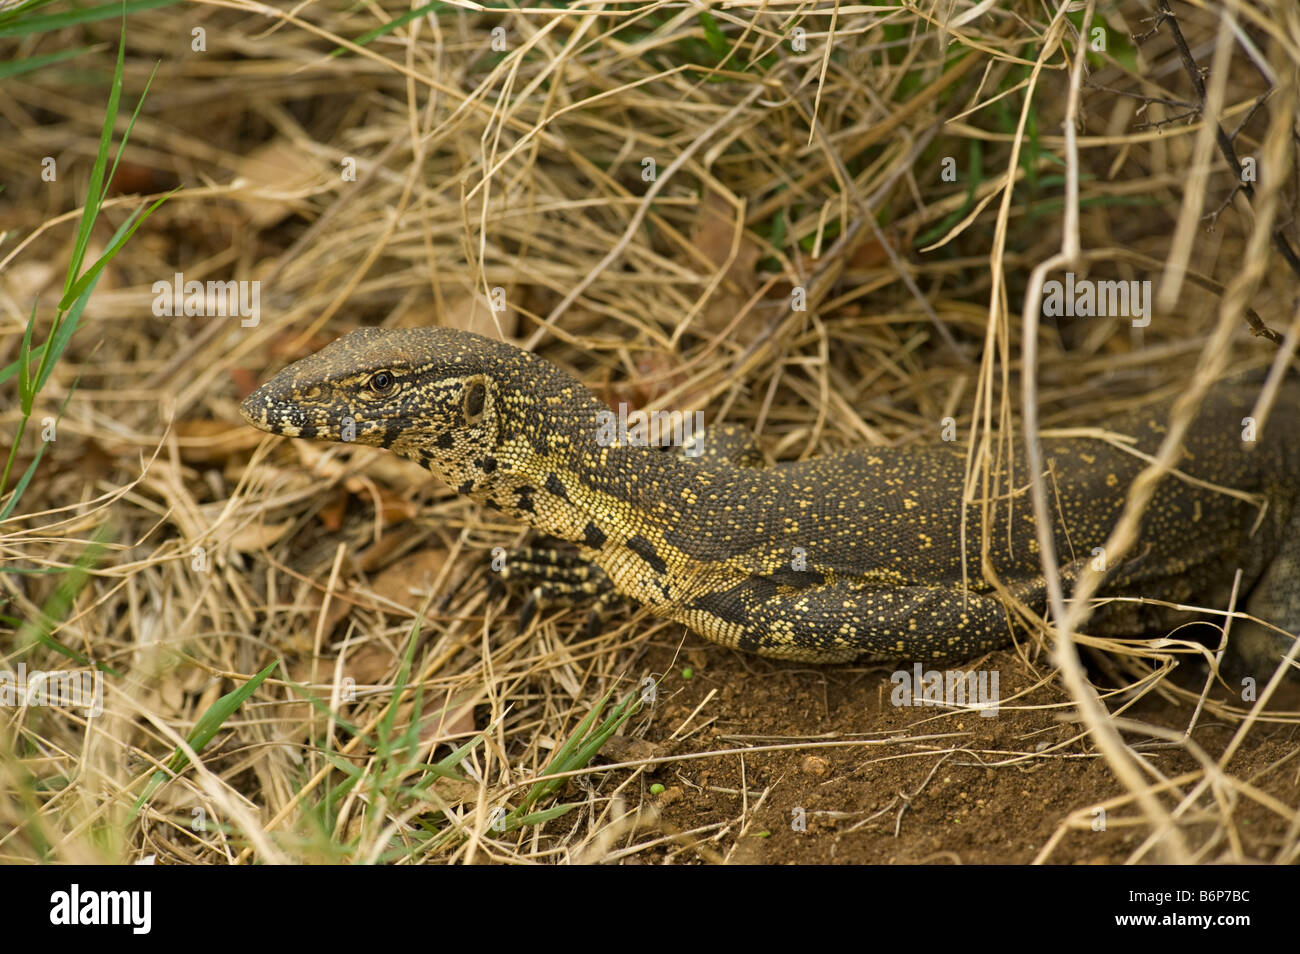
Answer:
0, 203, 169, 411
1, 426, 42, 521
512, 804, 575, 827
503, 686, 642, 829
98, 59, 162, 212
375, 612, 424, 752
333, 1, 448, 56
321, 751, 364, 782
0, 344, 45, 388
17, 299, 36, 414
58, 191, 174, 312
0, 0, 181, 39
411, 732, 481, 790
131, 660, 279, 816
697, 10, 729, 60
60, 16, 124, 306
13, 528, 122, 677
0, 211, 127, 391
0, 0, 64, 32
0, 45, 95, 80
282, 678, 364, 741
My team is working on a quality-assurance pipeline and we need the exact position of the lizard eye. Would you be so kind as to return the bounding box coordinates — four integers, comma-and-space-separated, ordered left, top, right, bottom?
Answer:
368, 371, 395, 394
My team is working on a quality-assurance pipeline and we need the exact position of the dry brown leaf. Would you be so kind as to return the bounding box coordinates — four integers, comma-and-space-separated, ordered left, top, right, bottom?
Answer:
267, 330, 336, 363
108, 160, 174, 195
174, 418, 265, 464
844, 222, 917, 271
285, 439, 430, 508
367, 548, 454, 612
341, 643, 395, 686
690, 186, 760, 338
419, 690, 480, 746
231, 139, 333, 228
600, 734, 664, 763
0, 262, 56, 303
320, 588, 353, 635
355, 525, 422, 573
227, 518, 294, 553
599, 350, 684, 411
403, 288, 519, 339
158, 674, 184, 713
314, 485, 352, 533
316, 547, 458, 635
229, 365, 261, 401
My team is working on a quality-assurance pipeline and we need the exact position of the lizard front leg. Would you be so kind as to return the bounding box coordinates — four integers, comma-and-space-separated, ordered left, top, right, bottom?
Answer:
1225, 504, 1300, 684
496, 421, 769, 630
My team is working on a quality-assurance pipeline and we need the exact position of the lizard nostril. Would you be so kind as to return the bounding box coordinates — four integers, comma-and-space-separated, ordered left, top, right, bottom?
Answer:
238, 394, 265, 425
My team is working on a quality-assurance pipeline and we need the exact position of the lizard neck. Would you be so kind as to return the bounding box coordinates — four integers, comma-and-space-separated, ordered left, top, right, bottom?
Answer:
380, 352, 691, 546
442, 411, 695, 546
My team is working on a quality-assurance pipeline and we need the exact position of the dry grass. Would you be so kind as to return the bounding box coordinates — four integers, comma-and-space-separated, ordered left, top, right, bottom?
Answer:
1, 0, 1299, 865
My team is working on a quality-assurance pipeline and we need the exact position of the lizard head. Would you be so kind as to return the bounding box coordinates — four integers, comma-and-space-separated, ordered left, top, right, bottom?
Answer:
239, 326, 605, 492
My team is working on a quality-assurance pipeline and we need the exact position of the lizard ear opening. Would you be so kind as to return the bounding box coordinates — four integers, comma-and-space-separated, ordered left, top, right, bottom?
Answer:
462, 378, 488, 425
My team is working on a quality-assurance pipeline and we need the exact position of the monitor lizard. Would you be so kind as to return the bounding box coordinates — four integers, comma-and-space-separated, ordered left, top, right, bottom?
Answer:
239, 327, 1300, 678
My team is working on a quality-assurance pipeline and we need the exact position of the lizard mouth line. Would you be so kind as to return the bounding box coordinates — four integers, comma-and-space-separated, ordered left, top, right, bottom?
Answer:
240, 391, 410, 441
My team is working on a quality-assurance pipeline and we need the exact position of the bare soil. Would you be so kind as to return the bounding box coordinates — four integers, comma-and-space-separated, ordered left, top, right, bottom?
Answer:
595, 639, 1300, 864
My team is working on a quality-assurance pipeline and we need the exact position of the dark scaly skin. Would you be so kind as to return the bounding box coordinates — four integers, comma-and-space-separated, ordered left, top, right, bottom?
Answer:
240, 327, 1300, 672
